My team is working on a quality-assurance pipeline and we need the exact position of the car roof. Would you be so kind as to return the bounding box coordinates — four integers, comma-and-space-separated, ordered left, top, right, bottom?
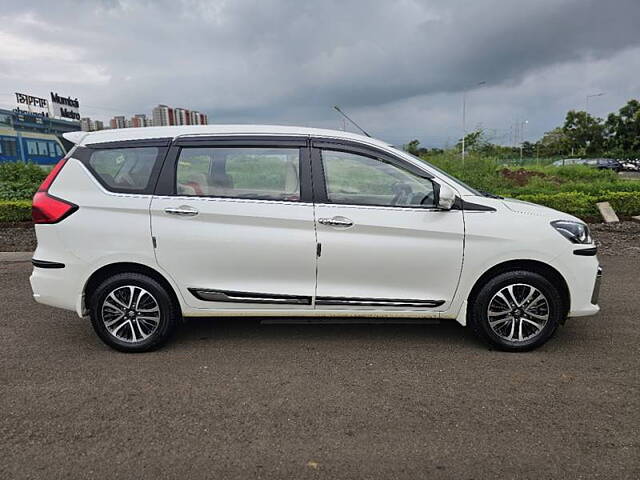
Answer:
63, 124, 392, 149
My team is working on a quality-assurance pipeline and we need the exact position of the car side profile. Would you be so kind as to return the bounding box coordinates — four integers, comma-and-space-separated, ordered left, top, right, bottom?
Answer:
30, 125, 601, 352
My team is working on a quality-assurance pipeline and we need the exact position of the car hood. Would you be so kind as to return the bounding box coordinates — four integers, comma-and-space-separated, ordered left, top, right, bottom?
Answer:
500, 197, 581, 222
462, 195, 581, 222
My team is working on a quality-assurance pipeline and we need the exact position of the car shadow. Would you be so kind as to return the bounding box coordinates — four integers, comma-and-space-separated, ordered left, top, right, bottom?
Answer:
169, 316, 486, 350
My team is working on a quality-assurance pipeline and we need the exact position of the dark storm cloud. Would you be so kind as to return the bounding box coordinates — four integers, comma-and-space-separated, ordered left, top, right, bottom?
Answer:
1, 0, 639, 145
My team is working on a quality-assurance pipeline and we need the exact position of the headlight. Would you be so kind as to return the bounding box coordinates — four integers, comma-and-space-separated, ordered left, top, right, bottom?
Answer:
551, 220, 592, 244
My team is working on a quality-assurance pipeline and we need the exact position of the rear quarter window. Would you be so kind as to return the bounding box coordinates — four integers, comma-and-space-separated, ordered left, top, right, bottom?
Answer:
87, 146, 163, 193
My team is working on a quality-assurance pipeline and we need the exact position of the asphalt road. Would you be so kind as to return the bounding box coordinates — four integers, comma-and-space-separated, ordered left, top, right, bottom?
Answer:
1, 256, 638, 479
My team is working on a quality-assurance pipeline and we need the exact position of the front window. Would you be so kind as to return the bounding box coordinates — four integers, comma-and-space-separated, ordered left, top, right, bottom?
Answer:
176, 147, 301, 201
321, 150, 435, 207
396, 147, 480, 196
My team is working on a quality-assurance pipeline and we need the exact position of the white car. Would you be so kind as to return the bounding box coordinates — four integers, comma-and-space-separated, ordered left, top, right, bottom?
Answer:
30, 125, 601, 352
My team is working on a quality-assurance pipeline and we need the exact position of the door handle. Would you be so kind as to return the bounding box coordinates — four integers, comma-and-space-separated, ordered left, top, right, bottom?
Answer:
164, 206, 199, 216
318, 216, 354, 227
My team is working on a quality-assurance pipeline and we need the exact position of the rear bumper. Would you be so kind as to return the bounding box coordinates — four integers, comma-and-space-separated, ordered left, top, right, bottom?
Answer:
30, 260, 84, 314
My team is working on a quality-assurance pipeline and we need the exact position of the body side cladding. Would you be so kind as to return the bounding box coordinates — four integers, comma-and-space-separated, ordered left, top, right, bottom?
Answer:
32, 259, 65, 269
574, 247, 598, 256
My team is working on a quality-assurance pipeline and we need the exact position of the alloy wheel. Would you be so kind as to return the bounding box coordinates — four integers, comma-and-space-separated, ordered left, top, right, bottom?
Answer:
487, 283, 550, 343
101, 285, 161, 343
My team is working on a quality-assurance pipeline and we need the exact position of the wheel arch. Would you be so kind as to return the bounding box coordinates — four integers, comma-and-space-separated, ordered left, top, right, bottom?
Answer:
83, 262, 182, 316
467, 259, 570, 321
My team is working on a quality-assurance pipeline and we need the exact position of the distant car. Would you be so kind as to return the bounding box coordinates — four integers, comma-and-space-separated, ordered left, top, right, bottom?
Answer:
620, 161, 640, 172
552, 158, 582, 166
552, 158, 622, 172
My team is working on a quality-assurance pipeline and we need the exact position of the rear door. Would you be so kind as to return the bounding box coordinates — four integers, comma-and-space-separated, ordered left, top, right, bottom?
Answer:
310, 139, 464, 311
150, 136, 317, 310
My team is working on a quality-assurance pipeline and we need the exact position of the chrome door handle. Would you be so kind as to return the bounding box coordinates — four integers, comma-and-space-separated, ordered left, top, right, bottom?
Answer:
164, 206, 199, 216
318, 216, 354, 227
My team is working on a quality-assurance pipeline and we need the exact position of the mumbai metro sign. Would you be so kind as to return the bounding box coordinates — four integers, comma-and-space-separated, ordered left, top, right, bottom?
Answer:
50, 92, 81, 121
15, 92, 50, 117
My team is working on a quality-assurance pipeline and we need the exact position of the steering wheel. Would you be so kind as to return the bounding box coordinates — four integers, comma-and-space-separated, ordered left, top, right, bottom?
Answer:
391, 182, 413, 206
418, 191, 435, 207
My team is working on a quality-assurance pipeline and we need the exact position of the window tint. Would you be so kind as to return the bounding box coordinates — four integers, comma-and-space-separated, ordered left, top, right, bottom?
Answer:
321, 150, 435, 207
176, 147, 300, 201
89, 147, 159, 192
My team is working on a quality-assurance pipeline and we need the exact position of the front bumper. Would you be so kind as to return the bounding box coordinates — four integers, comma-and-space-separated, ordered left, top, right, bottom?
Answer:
591, 265, 603, 305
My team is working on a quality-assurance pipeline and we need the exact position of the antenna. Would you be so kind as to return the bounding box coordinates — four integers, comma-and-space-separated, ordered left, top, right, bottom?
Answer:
333, 106, 371, 137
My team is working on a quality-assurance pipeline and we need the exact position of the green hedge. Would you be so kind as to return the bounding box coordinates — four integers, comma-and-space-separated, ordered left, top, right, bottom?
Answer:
514, 191, 640, 219
0, 162, 48, 201
1, 192, 640, 224
0, 200, 32, 222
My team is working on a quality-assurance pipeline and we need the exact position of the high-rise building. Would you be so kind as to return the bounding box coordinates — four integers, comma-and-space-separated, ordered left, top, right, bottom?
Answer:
151, 104, 207, 126
130, 114, 148, 128
80, 117, 92, 132
152, 104, 174, 126
174, 108, 190, 125
80, 117, 106, 132
109, 115, 126, 129
189, 111, 209, 125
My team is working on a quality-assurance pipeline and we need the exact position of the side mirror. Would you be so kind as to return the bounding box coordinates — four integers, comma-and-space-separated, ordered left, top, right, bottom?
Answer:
434, 182, 456, 210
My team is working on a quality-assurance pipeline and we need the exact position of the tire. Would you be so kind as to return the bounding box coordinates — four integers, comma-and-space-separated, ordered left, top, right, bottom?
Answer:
89, 272, 179, 352
468, 270, 563, 352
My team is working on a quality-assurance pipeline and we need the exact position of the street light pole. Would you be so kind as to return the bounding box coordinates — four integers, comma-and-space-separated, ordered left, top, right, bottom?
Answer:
519, 120, 528, 161
586, 92, 605, 112
461, 81, 486, 161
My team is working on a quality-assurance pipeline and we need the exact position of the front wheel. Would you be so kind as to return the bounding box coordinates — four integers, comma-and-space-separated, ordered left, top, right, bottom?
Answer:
89, 273, 179, 352
469, 270, 563, 351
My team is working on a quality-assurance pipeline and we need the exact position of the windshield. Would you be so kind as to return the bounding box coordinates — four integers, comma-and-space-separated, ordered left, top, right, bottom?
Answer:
392, 147, 483, 196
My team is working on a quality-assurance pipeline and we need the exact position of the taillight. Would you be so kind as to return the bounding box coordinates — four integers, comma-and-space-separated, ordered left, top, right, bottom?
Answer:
38, 158, 68, 192
32, 158, 78, 224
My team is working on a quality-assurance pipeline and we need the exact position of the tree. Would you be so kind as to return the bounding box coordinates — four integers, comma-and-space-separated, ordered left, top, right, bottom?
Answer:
605, 99, 640, 156
404, 139, 422, 156
536, 127, 571, 157
402, 139, 442, 157
562, 110, 605, 156
456, 129, 488, 153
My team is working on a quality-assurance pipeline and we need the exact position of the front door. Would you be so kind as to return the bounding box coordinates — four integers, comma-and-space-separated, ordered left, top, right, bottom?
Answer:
150, 137, 317, 310
311, 142, 464, 311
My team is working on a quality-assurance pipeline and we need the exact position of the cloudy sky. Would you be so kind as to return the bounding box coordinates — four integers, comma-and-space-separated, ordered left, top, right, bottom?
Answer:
1, 0, 639, 147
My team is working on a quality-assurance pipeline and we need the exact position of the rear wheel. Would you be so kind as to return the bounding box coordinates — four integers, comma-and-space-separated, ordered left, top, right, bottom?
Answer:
469, 270, 563, 351
89, 273, 179, 352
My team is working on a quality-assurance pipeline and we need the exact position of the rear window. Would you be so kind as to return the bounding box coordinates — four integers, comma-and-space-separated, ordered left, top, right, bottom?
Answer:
88, 147, 161, 193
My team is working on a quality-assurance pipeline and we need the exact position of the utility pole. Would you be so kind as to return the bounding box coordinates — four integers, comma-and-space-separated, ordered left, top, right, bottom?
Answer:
586, 92, 605, 112
519, 120, 528, 161
461, 80, 486, 161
